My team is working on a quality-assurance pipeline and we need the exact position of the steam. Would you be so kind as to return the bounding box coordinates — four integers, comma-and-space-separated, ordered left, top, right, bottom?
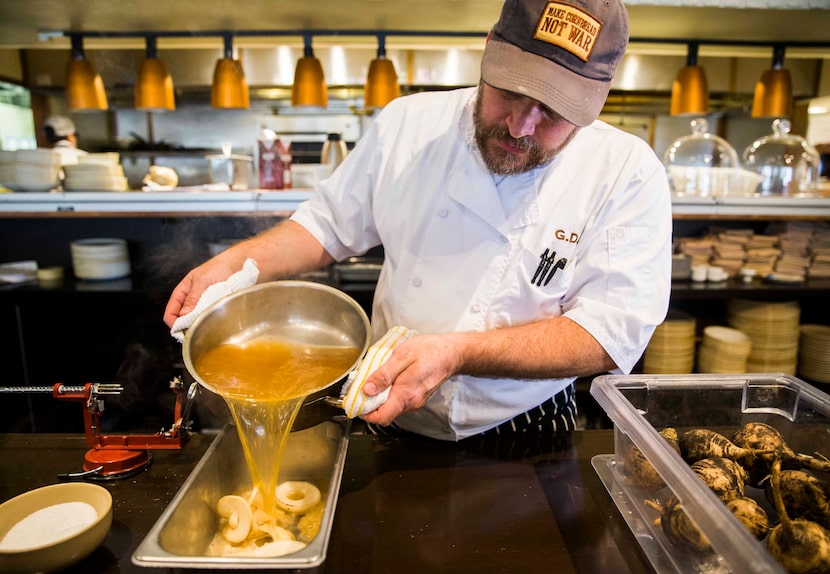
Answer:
139, 216, 284, 287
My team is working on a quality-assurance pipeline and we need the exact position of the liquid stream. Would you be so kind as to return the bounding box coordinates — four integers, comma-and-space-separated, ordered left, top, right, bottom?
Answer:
194, 337, 360, 514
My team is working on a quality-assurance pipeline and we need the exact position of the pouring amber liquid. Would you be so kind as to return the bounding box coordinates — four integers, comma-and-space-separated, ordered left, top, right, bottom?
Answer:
194, 337, 360, 513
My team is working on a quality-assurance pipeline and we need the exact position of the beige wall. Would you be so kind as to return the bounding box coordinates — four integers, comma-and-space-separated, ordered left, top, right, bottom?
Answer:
0, 49, 22, 83
819, 59, 830, 98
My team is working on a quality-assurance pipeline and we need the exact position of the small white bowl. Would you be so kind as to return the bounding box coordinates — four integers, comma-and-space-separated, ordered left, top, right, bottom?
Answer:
0, 482, 112, 574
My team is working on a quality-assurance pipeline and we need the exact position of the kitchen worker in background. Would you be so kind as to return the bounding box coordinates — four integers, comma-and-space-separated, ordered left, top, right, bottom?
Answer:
43, 114, 87, 165
164, 0, 673, 441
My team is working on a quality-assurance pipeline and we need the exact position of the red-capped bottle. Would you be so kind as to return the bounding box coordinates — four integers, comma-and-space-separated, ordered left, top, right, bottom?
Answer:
258, 128, 283, 189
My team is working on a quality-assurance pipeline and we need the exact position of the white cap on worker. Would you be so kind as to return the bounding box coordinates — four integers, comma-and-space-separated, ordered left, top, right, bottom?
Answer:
44, 115, 77, 137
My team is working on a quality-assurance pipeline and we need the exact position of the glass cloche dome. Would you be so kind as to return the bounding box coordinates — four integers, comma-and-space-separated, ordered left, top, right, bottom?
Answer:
742, 118, 821, 196
662, 118, 759, 196
664, 118, 738, 169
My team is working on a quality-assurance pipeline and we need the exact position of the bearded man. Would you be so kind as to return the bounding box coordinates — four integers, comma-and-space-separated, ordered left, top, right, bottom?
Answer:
164, 0, 671, 441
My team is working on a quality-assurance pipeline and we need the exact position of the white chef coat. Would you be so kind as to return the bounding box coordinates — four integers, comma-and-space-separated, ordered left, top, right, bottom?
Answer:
291, 87, 672, 440
52, 140, 87, 166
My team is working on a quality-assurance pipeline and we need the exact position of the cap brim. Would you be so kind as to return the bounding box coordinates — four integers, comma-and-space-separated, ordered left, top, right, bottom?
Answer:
481, 39, 611, 127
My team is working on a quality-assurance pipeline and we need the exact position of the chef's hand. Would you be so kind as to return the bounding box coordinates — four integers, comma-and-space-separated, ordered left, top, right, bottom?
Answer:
163, 257, 242, 328
358, 333, 463, 426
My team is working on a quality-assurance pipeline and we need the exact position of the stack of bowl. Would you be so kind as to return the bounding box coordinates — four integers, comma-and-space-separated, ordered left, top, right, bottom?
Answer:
0, 149, 62, 192
63, 153, 128, 192
798, 324, 830, 384
643, 311, 697, 374
697, 325, 752, 373
70, 238, 131, 281
727, 298, 800, 374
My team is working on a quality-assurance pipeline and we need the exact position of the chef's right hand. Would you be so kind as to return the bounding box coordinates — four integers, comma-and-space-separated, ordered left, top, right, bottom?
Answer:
163, 258, 241, 328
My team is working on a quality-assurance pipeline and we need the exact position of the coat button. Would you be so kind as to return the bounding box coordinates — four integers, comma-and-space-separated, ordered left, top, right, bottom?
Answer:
437, 208, 449, 218
412, 278, 422, 287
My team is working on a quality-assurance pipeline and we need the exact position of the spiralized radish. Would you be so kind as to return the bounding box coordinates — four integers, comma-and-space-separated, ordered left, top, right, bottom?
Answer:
206, 482, 325, 558
275, 481, 321, 514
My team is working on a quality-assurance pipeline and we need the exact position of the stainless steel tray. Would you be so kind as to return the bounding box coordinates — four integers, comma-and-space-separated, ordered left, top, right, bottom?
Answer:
132, 419, 350, 569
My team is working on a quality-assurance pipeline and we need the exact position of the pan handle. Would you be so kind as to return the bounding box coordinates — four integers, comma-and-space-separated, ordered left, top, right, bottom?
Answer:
323, 396, 343, 409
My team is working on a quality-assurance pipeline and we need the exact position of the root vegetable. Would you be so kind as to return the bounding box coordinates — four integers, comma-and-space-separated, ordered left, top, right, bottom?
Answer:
297, 502, 325, 542
679, 428, 762, 465
764, 469, 830, 530
236, 538, 306, 557
766, 457, 830, 574
275, 481, 321, 514
216, 495, 253, 544
690, 457, 748, 503
252, 508, 296, 542
733, 422, 830, 487
625, 427, 681, 490
660, 496, 710, 552
726, 497, 769, 540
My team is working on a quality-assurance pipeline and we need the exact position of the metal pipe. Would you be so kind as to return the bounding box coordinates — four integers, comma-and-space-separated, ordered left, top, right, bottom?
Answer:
56, 29, 830, 49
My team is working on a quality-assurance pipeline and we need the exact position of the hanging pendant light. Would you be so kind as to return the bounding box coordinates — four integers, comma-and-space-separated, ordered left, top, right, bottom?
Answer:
365, 34, 400, 109
135, 35, 175, 111
211, 33, 249, 109
65, 35, 108, 111
670, 43, 709, 116
752, 45, 793, 119
292, 34, 327, 107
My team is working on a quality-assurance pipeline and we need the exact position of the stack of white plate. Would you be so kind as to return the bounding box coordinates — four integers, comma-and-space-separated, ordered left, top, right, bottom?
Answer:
643, 311, 696, 374
63, 153, 128, 192
697, 325, 752, 373
798, 324, 830, 383
70, 238, 131, 281
0, 149, 62, 191
727, 298, 800, 374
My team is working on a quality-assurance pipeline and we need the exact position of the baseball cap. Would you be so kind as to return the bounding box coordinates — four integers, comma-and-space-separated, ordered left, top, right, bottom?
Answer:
481, 0, 629, 127
44, 115, 77, 137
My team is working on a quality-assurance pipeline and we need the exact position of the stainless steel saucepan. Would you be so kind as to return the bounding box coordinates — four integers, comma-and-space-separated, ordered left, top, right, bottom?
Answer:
182, 280, 371, 431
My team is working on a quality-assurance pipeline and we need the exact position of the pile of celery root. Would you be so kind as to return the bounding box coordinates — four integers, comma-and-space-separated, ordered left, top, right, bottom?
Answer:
628, 422, 830, 573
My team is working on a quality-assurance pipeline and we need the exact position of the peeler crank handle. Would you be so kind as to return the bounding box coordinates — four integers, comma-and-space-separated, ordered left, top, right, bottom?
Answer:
57, 466, 105, 481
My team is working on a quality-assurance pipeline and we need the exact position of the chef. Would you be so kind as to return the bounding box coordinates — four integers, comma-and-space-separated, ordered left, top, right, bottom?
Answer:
43, 115, 87, 165
164, 0, 672, 441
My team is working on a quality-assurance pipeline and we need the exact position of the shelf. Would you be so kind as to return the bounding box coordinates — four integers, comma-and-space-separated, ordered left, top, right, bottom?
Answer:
0, 189, 315, 216
1, 190, 829, 219
671, 195, 830, 219
670, 277, 830, 300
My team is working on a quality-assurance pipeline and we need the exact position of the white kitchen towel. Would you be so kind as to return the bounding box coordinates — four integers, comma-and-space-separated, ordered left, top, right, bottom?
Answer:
340, 325, 416, 418
170, 258, 259, 343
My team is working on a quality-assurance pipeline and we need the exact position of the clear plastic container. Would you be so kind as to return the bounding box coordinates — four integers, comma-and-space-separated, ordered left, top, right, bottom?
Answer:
663, 119, 760, 197
742, 118, 821, 196
590, 373, 830, 574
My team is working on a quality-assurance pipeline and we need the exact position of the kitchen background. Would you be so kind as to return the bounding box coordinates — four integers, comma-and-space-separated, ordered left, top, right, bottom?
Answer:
1, 0, 830, 434
0, 0, 828, 189
3, 43, 830, 189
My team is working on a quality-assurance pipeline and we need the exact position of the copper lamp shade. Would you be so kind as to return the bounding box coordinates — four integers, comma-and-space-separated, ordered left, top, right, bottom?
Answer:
210, 34, 249, 109
234, 60, 250, 108
292, 36, 327, 107
365, 36, 400, 109
752, 46, 792, 118
671, 66, 709, 116
135, 37, 175, 111
136, 58, 175, 111
211, 58, 249, 108
670, 44, 709, 116
65, 36, 108, 111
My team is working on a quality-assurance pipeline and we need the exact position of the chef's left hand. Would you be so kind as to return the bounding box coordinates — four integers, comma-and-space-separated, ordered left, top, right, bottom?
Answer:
358, 333, 462, 426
